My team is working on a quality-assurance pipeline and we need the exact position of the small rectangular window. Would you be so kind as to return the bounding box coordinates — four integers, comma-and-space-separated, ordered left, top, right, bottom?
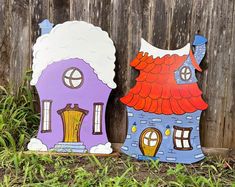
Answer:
173, 126, 193, 150
41, 100, 52, 133
93, 103, 103, 135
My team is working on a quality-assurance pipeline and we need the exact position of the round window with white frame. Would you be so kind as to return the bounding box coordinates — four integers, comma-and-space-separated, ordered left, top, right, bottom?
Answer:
63, 67, 84, 89
180, 66, 192, 81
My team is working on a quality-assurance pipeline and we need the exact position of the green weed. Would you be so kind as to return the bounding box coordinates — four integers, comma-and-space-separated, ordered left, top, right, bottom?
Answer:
0, 80, 39, 153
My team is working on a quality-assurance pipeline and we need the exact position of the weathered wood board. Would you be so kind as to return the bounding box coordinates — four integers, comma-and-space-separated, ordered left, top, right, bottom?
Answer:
0, 0, 31, 91
0, 0, 234, 150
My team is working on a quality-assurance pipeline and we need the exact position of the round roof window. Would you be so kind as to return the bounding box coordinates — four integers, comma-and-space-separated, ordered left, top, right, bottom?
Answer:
180, 66, 192, 81
63, 67, 84, 89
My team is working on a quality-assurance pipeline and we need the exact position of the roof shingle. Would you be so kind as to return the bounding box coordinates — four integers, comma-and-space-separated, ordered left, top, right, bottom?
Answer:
120, 52, 208, 115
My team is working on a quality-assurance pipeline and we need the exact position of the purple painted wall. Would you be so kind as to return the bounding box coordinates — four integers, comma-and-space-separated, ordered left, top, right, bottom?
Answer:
36, 58, 111, 150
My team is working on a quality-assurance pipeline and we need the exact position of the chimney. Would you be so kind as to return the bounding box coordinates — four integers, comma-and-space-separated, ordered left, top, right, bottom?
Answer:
39, 19, 54, 36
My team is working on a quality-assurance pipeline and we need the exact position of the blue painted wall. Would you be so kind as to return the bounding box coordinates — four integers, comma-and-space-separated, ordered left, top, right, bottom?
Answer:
121, 107, 205, 164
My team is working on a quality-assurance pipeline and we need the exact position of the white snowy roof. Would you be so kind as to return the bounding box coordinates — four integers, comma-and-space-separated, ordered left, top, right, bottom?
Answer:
31, 21, 117, 89
140, 38, 190, 58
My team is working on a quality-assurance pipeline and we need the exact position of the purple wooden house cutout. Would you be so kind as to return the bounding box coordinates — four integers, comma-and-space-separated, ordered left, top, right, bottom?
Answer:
27, 20, 116, 154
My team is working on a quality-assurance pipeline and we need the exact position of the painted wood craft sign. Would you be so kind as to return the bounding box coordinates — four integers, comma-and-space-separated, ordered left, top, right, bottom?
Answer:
120, 35, 208, 163
27, 20, 116, 154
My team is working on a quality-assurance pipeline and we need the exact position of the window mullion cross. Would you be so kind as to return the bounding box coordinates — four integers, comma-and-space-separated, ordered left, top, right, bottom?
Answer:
181, 129, 184, 148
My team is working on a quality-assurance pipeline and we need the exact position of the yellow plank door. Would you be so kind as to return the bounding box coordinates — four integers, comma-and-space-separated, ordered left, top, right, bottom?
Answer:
139, 128, 162, 157
58, 104, 88, 142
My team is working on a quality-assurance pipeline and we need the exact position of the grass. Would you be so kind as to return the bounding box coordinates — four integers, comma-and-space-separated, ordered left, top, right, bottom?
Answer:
0, 80, 234, 186
0, 152, 234, 186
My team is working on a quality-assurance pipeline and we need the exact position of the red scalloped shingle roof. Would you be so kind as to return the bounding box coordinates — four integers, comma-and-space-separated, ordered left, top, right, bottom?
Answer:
120, 51, 208, 115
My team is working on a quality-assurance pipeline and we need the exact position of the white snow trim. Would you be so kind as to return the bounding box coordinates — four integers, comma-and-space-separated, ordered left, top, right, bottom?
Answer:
140, 38, 190, 58
31, 21, 116, 89
27, 138, 48, 151
89, 142, 113, 154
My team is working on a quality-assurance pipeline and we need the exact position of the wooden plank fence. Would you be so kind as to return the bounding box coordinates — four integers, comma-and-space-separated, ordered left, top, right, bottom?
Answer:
0, 0, 234, 152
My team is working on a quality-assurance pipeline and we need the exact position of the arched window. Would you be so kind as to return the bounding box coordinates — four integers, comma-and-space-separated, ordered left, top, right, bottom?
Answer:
143, 131, 158, 146
180, 66, 192, 81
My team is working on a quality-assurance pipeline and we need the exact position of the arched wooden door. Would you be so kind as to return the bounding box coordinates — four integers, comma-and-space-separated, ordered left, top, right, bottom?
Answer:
57, 104, 88, 142
139, 128, 162, 157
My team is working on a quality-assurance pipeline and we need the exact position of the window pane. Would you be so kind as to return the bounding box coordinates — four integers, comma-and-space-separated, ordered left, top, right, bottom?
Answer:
65, 69, 73, 77
43, 109, 47, 122
97, 111, 101, 123
95, 105, 99, 112
72, 79, 82, 87
183, 140, 190, 148
98, 105, 102, 112
175, 130, 182, 138
175, 139, 182, 148
43, 118, 47, 125
72, 70, 82, 78
64, 78, 70, 87
43, 102, 46, 110
144, 138, 148, 145
95, 122, 100, 132
150, 140, 157, 146
45, 121, 48, 131
45, 109, 49, 122
186, 68, 190, 73
47, 109, 50, 123
185, 73, 191, 80
145, 132, 151, 138
151, 132, 157, 139
44, 102, 48, 110
95, 111, 99, 124
183, 131, 190, 138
